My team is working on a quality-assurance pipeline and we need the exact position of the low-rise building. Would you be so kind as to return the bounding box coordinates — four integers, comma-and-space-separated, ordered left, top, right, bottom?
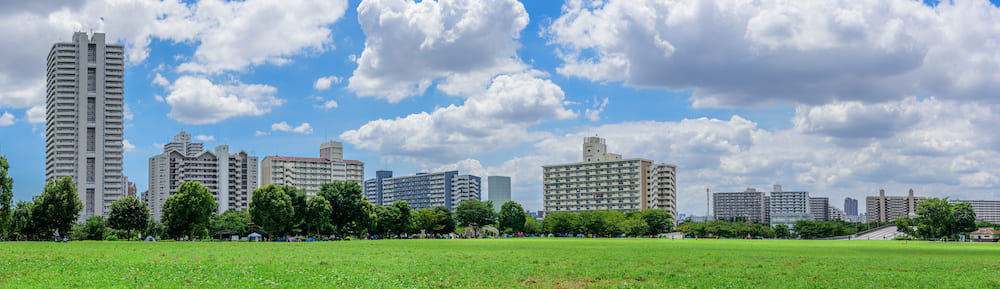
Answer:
970, 228, 999, 242
261, 141, 364, 196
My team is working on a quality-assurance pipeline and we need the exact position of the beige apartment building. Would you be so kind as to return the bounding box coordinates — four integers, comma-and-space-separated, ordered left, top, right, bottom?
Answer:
261, 141, 364, 196
866, 189, 925, 223
542, 137, 677, 218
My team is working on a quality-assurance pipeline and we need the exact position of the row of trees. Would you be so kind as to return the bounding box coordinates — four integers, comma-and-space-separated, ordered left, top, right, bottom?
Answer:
676, 220, 890, 239
541, 209, 674, 236
896, 198, 978, 240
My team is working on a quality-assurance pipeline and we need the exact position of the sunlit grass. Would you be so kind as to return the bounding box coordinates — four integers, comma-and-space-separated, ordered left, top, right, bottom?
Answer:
1, 238, 997, 288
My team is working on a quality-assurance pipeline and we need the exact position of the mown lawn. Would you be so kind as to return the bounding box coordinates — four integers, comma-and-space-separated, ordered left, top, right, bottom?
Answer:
1, 238, 998, 288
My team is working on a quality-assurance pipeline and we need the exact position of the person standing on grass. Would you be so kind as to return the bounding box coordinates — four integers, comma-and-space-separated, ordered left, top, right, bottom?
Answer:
53, 229, 60, 242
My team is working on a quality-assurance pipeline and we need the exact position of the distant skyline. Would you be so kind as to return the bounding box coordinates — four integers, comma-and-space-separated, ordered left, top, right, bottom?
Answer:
2, 0, 1000, 215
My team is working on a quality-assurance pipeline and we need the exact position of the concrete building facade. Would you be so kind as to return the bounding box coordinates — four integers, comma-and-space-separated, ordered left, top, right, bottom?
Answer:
866, 189, 925, 223
950, 199, 1000, 223
487, 176, 511, 211
376, 171, 480, 210
364, 170, 393, 205
147, 131, 258, 220
810, 197, 830, 221
261, 141, 364, 196
712, 188, 767, 223
45, 32, 127, 219
542, 137, 678, 218
769, 189, 812, 227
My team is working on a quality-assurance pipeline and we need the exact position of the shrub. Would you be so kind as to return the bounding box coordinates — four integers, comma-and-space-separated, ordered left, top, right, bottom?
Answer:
105, 234, 118, 241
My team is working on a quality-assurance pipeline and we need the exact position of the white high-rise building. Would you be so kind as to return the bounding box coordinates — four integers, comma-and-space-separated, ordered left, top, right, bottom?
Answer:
146, 131, 258, 220
45, 32, 126, 219
261, 141, 364, 196
543, 136, 678, 218
769, 188, 812, 227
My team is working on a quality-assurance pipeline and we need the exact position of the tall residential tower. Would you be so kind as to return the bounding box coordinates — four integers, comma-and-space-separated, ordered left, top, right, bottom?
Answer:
46, 32, 126, 219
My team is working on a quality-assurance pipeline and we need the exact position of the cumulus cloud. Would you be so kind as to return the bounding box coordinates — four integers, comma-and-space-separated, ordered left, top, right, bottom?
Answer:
153, 73, 170, 87
255, 131, 270, 136
122, 139, 136, 152
0, 112, 14, 126
0, 0, 348, 108
164, 76, 284, 125
342, 73, 577, 164
546, 0, 1000, 107
584, 97, 609, 122
322, 100, 339, 109
348, 0, 530, 102
26, 106, 45, 124
194, 135, 215, 142
314, 75, 341, 91
272, 121, 313, 135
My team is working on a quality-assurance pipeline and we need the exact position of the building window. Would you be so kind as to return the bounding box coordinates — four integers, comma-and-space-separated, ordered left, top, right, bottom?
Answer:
87, 128, 95, 152
87, 158, 95, 183
87, 98, 96, 122
87, 68, 96, 92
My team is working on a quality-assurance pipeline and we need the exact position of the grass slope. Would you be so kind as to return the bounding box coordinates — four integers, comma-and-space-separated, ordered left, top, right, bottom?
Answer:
1, 239, 997, 288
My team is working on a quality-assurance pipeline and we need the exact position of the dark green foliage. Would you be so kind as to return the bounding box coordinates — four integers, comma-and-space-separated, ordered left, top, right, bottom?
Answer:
210, 210, 251, 235
31, 176, 83, 237
542, 212, 580, 234
373, 201, 416, 237
305, 196, 332, 235
144, 219, 165, 239
317, 181, 371, 236
915, 198, 978, 239
249, 184, 293, 238
523, 213, 541, 235
498, 201, 525, 234
82, 216, 107, 240
107, 196, 150, 236
0, 155, 13, 239
10, 200, 33, 239
414, 206, 455, 235
641, 209, 674, 235
455, 200, 495, 228
677, 220, 776, 238
162, 181, 217, 239
280, 185, 308, 234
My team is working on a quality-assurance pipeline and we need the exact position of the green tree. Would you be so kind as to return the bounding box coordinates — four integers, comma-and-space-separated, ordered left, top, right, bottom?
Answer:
498, 201, 525, 234
952, 202, 977, 237
915, 198, 955, 239
280, 185, 308, 235
523, 213, 542, 235
543, 212, 580, 235
391, 200, 415, 235
210, 210, 251, 235
10, 200, 33, 239
455, 200, 496, 228
641, 209, 674, 235
317, 181, 370, 236
305, 195, 332, 235
414, 206, 455, 235
107, 196, 150, 238
31, 176, 83, 237
83, 216, 107, 240
249, 184, 293, 239
144, 219, 165, 240
0, 155, 13, 239
162, 181, 217, 239
620, 217, 649, 237
895, 216, 916, 236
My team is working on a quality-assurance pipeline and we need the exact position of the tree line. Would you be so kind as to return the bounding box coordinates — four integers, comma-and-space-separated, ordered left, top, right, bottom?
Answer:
540, 209, 674, 236
676, 220, 890, 239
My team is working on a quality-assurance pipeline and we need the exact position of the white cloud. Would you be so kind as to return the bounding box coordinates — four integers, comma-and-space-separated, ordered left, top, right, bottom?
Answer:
348, 0, 530, 102
122, 139, 136, 152
342, 73, 577, 164
163, 76, 284, 125
0, 112, 14, 126
26, 106, 45, 124
322, 100, 339, 109
584, 97, 609, 122
194, 135, 215, 142
546, 0, 1000, 107
272, 121, 313, 135
255, 131, 270, 136
123, 104, 134, 121
314, 75, 341, 91
153, 73, 170, 87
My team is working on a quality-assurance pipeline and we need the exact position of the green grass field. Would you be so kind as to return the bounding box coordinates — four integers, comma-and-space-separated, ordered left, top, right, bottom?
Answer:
1, 238, 998, 288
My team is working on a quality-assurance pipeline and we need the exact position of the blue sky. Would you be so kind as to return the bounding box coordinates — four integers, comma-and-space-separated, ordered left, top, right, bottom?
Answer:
2, 0, 1000, 214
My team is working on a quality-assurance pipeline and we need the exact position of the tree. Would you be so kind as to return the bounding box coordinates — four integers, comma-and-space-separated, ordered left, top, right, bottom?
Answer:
498, 201, 525, 234
641, 209, 674, 235
952, 202, 977, 237
210, 210, 251, 235
913, 198, 977, 239
82, 216, 107, 240
414, 206, 455, 235
543, 212, 580, 235
391, 200, 415, 235
523, 213, 542, 235
280, 185, 308, 235
144, 219, 165, 240
10, 200, 33, 239
162, 181, 216, 239
31, 176, 83, 236
455, 200, 495, 228
0, 155, 13, 239
249, 184, 293, 239
317, 181, 370, 236
895, 216, 916, 236
107, 196, 150, 238
305, 196, 332, 235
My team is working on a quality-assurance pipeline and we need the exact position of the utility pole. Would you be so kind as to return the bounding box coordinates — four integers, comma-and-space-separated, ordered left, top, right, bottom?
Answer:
706, 188, 711, 221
